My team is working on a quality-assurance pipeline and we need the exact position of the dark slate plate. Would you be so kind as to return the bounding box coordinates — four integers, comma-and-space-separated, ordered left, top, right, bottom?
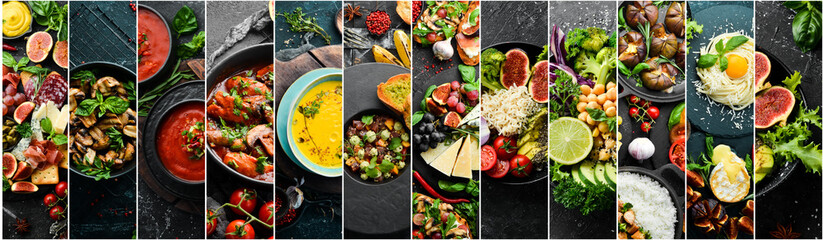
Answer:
617, 1, 689, 103
141, 80, 205, 200
686, 2, 754, 138
343, 62, 410, 237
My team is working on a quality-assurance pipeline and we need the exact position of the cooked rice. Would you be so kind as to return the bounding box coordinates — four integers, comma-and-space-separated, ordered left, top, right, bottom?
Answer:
618, 172, 677, 239
480, 86, 539, 136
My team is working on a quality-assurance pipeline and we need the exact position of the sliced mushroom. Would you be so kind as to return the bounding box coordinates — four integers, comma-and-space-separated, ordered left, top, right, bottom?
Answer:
425, 225, 441, 236
91, 76, 121, 98
121, 142, 135, 162
74, 130, 93, 146
97, 116, 123, 130
89, 127, 110, 150
445, 227, 468, 238
123, 125, 137, 139
78, 114, 97, 129
83, 149, 97, 165
246, 124, 274, 155
69, 88, 84, 112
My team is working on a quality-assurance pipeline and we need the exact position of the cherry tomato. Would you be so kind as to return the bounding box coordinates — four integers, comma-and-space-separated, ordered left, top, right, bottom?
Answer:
480, 145, 497, 171
225, 219, 254, 239
229, 188, 258, 216
492, 136, 517, 160
509, 155, 532, 178
642, 100, 652, 108
436, 8, 447, 18
628, 107, 640, 118
641, 122, 652, 132
206, 210, 217, 236
259, 201, 274, 226
49, 205, 65, 220
486, 160, 510, 178
425, 32, 437, 43
647, 106, 660, 120
413, 229, 425, 239
43, 193, 58, 207
55, 181, 67, 198
628, 95, 640, 104
669, 138, 686, 171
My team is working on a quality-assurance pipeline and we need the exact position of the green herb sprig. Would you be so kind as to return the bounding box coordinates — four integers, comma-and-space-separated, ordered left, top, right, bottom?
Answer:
696, 35, 749, 71
784, 1, 822, 52
277, 7, 332, 45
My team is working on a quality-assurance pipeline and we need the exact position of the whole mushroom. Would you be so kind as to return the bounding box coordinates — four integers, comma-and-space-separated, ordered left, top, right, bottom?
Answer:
618, 31, 647, 68
626, 1, 659, 28
666, 2, 686, 37
650, 23, 678, 59
640, 57, 678, 90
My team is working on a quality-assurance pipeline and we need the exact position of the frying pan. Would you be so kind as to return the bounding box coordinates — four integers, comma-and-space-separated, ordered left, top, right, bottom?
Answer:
205, 43, 273, 187
619, 164, 685, 239
69, 61, 137, 179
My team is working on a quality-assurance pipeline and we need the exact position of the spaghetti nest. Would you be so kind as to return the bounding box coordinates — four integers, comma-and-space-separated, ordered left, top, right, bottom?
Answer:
695, 32, 755, 111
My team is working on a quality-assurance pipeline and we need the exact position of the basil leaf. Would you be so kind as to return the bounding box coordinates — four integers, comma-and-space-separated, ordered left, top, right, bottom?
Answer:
412, 111, 425, 126
458, 64, 476, 83
631, 63, 651, 75
40, 118, 53, 134
714, 40, 725, 55
724, 35, 750, 52
696, 54, 718, 68
361, 115, 374, 125
469, 9, 480, 26
52, 134, 68, 145
784, 1, 808, 10
103, 96, 129, 114
718, 56, 729, 71
442, 25, 456, 39
668, 102, 685, 131
617, 61, 631, 75
377, 159, 395, 173
438, 180, 466, 192
172, 5, 198, 37
177, 31, 205, 59
423, 85, 437, 98
29, 1, 52, 17
3, 52, 16, 70
793, 9, 822, 52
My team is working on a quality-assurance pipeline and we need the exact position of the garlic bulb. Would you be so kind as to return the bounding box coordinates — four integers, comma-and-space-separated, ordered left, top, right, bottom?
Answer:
628, 137, 655, 161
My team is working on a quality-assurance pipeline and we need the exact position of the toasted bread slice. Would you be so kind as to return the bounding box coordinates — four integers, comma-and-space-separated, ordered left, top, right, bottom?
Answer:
459, 1, 480, 35
455, 33, 480, 66
377, 73, 412, 128
397, 1, 413, 25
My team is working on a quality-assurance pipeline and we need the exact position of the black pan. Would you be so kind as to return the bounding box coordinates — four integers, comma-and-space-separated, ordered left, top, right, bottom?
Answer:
619, 165, 685, 239
69, 61, 136, 179
205, 43, 273, 187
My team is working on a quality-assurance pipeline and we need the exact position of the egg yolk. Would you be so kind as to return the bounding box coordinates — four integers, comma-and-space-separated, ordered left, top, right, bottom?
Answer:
725, 54, 748, 79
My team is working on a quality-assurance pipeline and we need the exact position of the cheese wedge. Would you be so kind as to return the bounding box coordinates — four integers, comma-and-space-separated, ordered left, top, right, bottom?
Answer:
451, 137, 474, 179
31, 164, 59, 185
429, 137, 464, 176
468, 136, 480, 171
420, 141, 452, 164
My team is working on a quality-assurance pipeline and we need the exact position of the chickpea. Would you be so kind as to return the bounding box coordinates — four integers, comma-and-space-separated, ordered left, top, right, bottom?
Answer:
606, 81, 616, 90
593, 84, 605, 95
605, 139, 616, 149
606, 88, 617, 101
581, 85, 592, 95
578, 94, 588, 103
593, 135, 603, 146
587, 114, 596, 125
586, 101, 601, 110
603, 100, 615, 110
578, 112, 589, 122
596, 94, 607, 105
599, 149, 610, 161
587, 93, 597, 103
577, 102, 588, 113
606, 106, 616, 117
598, 122, 609, 133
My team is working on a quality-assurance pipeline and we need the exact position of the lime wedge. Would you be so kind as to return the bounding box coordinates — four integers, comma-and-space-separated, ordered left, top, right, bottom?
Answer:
549, 117, 593, 165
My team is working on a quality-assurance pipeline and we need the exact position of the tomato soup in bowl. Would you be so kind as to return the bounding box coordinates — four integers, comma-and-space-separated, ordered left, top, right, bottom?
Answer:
156, 101, 205, 182
137, 5, 172, 82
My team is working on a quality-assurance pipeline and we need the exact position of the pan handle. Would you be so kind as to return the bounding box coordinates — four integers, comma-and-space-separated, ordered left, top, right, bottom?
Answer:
617, 79, 638, 99
653, 164, 686, 198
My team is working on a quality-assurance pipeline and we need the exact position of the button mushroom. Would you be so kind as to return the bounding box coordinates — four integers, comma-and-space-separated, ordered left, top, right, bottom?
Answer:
626, 1, 659, 28
650, 23, 678, 59
640, 57, 678, 91
618, 31, 647, 68
666, 2, 686, 37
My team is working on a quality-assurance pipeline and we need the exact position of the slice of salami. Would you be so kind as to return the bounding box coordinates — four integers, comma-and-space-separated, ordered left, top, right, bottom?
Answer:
33, 74, 68, 108
24, 77, 37, 100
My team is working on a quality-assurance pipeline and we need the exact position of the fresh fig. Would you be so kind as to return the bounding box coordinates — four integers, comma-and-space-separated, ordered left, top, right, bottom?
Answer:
754, 51, 771, 91
529, 60, 549, 103
650, 23, 678, 59
500, 49, 530, 88
13, 101, 35, 124
26, 31, 53, 63
426, 98, 448, 116
431, 83, 451, 105
11, 181, 38, 193
666, 2, 686, 37
626, 1, 659, 28
755, 86, 795, 129
12, 161, 33, 180
618, 31, 647, 68
443, 111, 462, 128
52, 41, 68, 69
3, 153, 17, 179
640, 57, 677, 90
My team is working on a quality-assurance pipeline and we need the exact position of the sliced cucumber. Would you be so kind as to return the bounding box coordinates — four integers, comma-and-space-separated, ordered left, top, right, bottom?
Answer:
572, 164, 586, 186
595, 162, 608, 185
605, 162, 617, 189
579, 161, 597, 186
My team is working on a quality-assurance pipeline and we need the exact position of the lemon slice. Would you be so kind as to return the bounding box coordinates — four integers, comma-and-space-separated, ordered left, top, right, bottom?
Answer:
549, 117, 593, 165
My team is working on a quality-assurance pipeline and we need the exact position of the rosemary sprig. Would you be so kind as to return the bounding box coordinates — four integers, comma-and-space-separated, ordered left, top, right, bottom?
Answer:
277, 7, 332, 45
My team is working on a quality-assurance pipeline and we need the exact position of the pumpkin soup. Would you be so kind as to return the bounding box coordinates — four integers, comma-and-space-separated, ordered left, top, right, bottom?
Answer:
292, 81, 343, 168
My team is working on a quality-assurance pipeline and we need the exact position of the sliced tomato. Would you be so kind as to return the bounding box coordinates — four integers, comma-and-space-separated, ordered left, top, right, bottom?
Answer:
669, 138, 686, 171
486, 160, 510, 178
480, 145, 497, 171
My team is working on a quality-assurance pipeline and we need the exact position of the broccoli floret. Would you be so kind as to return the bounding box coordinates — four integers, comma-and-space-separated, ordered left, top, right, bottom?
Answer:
575, 47, 617, 84
580, 27, 608, 52
607, 32, 618, 48
565, 27, 610, 60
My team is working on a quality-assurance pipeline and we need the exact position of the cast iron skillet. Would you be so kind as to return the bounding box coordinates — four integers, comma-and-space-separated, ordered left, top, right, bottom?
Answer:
617, 83, 685, 170
141, 80, 205, 200
136, 4, 175, 90
617, 1, 691, 103
69, 61, 137, 179
477, 41, 549, 185
205, 43, 274, 187
619, 165, 685, 239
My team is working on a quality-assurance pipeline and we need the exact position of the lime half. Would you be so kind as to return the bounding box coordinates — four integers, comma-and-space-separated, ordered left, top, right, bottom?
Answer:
549, 117, 593, 165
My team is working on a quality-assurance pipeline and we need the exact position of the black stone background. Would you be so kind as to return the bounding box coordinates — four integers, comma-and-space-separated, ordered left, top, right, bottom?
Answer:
549, 1, 617, 239
480, 1, 550, 239
755, 1, 822, 239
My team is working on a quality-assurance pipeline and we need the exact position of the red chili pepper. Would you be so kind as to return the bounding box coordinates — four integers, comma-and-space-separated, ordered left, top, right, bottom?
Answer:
413, 171, 470, 204
3, 44, 16, 51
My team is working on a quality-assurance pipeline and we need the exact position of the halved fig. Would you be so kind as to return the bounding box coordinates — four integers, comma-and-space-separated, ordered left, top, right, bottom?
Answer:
618, 31, 647, 68
26, 31, 53, 63
443, 111, 462, 128
426, 98, 448, 116
2, 153, 17, 179
626, 1, 659, 28
650, 23, 678, 59
640, 57, 677, 90
666, 2, 686, 37
52, 41, 69, 69
755, 86, 795, 129
431, 83, 451, 105
11, 181, 38, 193
500, 49, 530, 88
529, 60, 549, 103
754, 51, 771, 91
12, 161, 33, 180
13, 101, 35, 124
